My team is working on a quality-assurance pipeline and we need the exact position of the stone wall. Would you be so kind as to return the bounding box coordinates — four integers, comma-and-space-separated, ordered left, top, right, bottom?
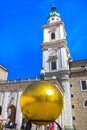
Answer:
69, 60, 87, 130
0, 65, 8, 80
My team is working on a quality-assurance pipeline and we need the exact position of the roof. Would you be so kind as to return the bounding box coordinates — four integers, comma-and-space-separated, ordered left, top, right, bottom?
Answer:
0, 65, 8, 72
69, 59, 87, 68
48, 6, 60, 19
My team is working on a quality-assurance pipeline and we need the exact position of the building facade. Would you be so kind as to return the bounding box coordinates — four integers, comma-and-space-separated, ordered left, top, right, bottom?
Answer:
41, 6, 73, 130
69, 60, 87, 130
0, 6, 87, 130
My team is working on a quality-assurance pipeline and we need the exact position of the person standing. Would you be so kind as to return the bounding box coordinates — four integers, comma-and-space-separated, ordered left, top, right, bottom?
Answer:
14, 122, 17, 130
25, 121, 32, 130
40, 68, 45, 80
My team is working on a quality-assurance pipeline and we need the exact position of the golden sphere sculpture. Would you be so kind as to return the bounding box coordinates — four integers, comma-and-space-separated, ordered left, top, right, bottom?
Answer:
20, 81, 63, 125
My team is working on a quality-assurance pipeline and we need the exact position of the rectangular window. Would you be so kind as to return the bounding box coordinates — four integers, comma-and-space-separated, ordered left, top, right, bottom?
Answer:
80, 80, 87, 91
71, 94, 73, 98
72, 105, 74, 109
51, 61, 56, 70
73, 116, 75, 120
70, 84, 72, 87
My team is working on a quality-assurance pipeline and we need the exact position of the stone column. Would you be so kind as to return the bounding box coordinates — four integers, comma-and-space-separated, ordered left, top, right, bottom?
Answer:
59, 24, 65, 39
37, 125, 45, 130
54, 119, 58, 130
62, 75, 74, 130
0, 93, 4, 106
42, 49, 49, 72
13, 92, 17, 106
60, 48, 67, 69
15, 91, 22, 129
58, 115, 62, 127
61, 109, 65, 130
54, 116, 62, 130
1, 92, 10, 119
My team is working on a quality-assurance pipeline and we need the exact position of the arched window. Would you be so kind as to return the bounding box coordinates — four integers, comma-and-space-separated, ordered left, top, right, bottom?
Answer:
84, 100, 87, 107
51, 33, 55, 39
7, 105, 16, 122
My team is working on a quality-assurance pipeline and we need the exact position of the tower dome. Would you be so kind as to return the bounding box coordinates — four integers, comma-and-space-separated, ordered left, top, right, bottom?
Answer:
48, 5, 61, 24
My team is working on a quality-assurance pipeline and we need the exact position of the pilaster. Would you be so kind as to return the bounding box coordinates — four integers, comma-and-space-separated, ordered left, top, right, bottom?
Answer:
1, 92, 10, 119
13, 92, 17, 106
42, 49, 49, 72
60, 47, 67, 69
15, 91, 22, 129
61, 75, 74, 130
0, 93, 3, 106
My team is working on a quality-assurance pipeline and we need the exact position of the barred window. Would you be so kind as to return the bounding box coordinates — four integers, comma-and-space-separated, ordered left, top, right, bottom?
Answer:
51, 61, 56, 70
80, 80, 87, 91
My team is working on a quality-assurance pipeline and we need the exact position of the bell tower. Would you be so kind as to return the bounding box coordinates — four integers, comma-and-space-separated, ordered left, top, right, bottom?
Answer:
41, 6, 74, 130
41, 6, 70, 80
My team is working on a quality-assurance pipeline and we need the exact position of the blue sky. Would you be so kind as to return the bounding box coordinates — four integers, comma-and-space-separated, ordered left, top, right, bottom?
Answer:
0, 0, 87, 80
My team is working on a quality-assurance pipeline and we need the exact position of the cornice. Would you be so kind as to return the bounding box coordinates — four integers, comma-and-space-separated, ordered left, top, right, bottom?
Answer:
70, 69, 87, 78
41, 39, 67, 50
0, 65, 8, 72
41, 39, 66, 46
69, 60, 87, 68
42, 21, 64, 29
45, 69, 70, 76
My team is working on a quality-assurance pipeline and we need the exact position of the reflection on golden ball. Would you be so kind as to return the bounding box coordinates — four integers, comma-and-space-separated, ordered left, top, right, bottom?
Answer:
20, 81, 63, 125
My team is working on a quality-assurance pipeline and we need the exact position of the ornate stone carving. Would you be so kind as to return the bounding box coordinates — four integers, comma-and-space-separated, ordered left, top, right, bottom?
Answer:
49, 55, 57, 61
49, 26, 57, 32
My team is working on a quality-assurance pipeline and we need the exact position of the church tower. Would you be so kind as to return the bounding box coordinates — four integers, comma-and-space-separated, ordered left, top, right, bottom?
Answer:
41, 6, 74, 129
41, 6, 70, 80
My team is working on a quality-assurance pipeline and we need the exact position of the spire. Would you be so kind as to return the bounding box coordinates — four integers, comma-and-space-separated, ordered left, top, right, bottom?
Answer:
48, 5, 60, 19
51, 4, 56, 12
47, 5, 61, 24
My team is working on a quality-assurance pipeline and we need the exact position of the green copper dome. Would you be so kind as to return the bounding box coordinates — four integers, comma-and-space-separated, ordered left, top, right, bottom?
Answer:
48, 6, 60, 18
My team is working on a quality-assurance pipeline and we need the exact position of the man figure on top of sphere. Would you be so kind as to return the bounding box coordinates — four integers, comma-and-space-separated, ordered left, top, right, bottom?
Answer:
40, 67, 45, 80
